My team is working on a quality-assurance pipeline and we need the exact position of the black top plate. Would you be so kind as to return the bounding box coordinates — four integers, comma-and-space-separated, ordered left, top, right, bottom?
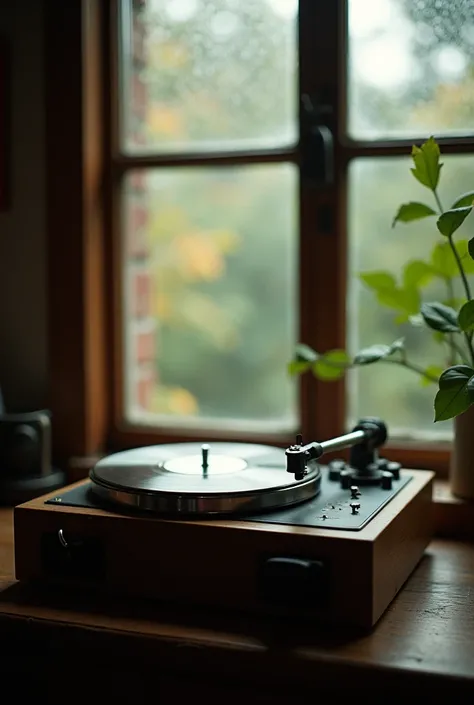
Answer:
46, 467, 412, 531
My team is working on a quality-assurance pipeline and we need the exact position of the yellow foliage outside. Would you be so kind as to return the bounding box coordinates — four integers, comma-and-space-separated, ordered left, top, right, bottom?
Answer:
148, 205, 190, 245
174, 230, 238, 281
147, 104, 185, 138
148, 41, 189, 70
155, 292, 172, 321
147, 199, 242, 359
177, 291, 240, 350
149, 386, 199, 415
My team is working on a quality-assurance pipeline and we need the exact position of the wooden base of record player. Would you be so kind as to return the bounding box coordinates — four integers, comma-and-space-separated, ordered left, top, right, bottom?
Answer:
13, 470, 434, 629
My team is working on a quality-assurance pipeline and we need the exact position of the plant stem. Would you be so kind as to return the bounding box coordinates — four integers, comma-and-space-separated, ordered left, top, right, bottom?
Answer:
463, 331, 474, 366
445, 337, 470, 365
434, 189, 444, 214
307, 354, 440, 385
380, 357, 439, 383
434, 188, 474, 365
448, 235, 474, 364
449, 233, 472, 302
314, 357, 439, 384
446, 276, 456, 364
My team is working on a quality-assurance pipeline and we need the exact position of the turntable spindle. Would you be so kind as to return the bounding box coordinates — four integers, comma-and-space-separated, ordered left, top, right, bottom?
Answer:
201, 444, 210, 477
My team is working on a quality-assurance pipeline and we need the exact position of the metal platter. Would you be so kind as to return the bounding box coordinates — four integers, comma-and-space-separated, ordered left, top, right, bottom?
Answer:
89, 442, 321, 515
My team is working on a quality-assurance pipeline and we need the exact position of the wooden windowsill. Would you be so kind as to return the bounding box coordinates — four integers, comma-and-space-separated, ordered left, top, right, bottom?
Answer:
434, 479, 474, 539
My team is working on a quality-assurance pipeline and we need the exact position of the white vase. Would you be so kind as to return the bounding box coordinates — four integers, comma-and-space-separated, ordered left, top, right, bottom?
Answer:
451, 404, 474, 500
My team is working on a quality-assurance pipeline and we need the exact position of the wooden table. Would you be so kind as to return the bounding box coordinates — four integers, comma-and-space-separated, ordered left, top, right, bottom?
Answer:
1, 507, 474, 704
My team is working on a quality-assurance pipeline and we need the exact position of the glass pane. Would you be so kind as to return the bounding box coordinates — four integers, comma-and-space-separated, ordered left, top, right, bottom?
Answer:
348, 0, 474, 139
347, 155, 473, 441
123, 164, 298, 431
121, 0, 298, 153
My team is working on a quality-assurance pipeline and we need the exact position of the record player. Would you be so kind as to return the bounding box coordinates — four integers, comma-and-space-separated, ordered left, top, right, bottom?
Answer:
13, 417, 434, 629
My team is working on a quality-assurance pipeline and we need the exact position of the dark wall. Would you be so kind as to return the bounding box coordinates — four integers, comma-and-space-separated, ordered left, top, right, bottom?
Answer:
0, 0, 47, 412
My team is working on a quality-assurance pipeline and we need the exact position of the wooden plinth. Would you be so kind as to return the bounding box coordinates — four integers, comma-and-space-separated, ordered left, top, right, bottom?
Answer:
13, 470, 433, 629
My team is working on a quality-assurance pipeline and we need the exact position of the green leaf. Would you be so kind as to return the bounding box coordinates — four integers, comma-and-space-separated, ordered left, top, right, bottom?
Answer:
421, 365, 444, 387
455, 240, 474, 275
288, 360, 311, 376
432, 331, 446, 344
313, 349, 351, 381
451, 191, 474, 209
409, 313, 424, 327
421, 302, 460, 333
468, 237, 474, 262
294, 343, 318, 363
439, 365, 474, 389
443, 297, 467, 310
376, 286, 420, 315
403, 260, 433, 288
395, 312, 411, 324
288, 344, 319, 375
389, 338, 405, 353
431, 242, 454, 277
437, 206, 473, 238
353, 338, 404, 366
458, 300, 474, 332
431, 240, 474, 278
359, 271, 396, 293
354, 345, 391, 365
359, 271, 420, 315
392, 202, 437, 227
434, 365, 474, 421
411, 137, 442, 190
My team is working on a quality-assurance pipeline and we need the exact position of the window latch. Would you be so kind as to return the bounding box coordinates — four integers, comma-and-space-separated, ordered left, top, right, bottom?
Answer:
300, 94, 334, 187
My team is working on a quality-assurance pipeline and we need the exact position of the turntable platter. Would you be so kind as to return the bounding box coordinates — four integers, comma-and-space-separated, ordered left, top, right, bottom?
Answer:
89, 442, 321, 515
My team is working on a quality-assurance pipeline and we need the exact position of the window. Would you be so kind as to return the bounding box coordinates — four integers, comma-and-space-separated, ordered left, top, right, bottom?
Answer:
115, 0, 302, 440
108, 0, 474, 464
347, 0, 474, 445
46, 0, 474, 472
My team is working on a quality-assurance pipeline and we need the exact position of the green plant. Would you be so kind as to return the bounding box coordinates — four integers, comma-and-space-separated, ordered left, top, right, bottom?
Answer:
289, 137, 474, 423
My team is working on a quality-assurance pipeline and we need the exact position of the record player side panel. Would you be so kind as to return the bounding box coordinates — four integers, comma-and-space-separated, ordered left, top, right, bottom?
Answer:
372, 473, 433, 624
14, 499, 376, 628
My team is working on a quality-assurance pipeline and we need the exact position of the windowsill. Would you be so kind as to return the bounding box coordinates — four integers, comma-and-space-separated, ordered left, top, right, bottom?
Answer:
434, 479, 474, 539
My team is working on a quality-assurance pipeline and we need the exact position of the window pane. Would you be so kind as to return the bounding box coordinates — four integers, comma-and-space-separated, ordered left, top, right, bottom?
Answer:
121, 0, 298, 153
348, 0, 474, 140
347, 155, 473, 440
123, 164, 298, 432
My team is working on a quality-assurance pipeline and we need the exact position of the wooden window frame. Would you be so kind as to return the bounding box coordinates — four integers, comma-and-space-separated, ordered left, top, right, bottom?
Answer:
46, 0, 467, 478
46, 0, 109, 469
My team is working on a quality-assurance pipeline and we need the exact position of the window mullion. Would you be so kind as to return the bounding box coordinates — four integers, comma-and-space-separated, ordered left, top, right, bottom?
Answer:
342, 139, 474, 160
113, 148, 298, 170
299, 0, 346, 442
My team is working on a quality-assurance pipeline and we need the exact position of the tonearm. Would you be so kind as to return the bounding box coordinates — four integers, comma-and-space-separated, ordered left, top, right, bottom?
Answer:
286, 417, 401, 488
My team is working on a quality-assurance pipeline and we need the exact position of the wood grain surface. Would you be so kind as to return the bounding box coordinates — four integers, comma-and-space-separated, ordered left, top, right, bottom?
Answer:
0, 507, 13, 583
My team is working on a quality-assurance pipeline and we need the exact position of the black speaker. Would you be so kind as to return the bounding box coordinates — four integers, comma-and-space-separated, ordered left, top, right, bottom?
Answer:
0, 409, 66, 505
